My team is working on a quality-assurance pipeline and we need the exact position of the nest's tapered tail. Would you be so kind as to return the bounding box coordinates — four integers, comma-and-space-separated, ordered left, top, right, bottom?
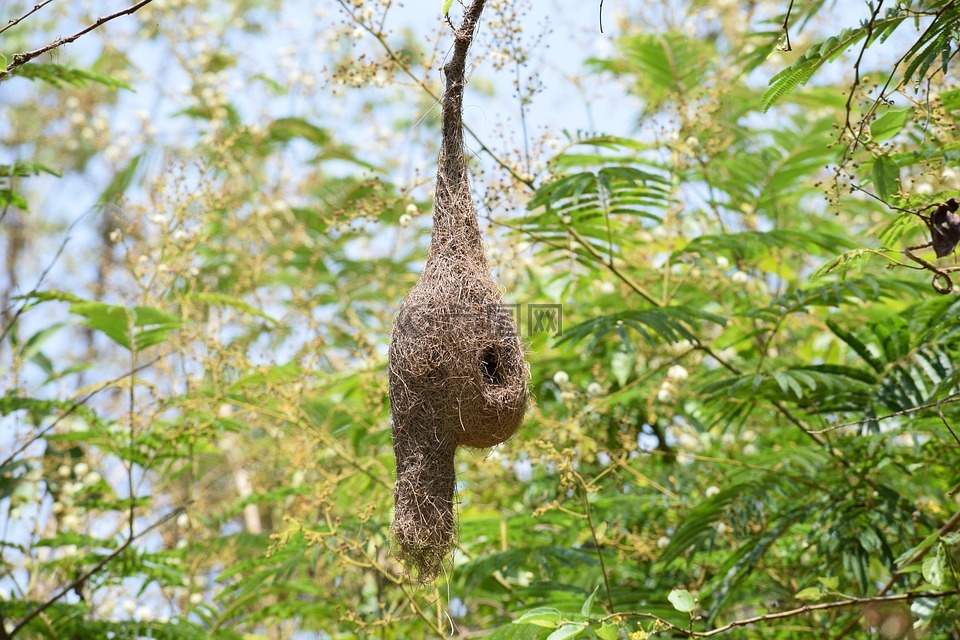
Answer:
387, 0, 528, 581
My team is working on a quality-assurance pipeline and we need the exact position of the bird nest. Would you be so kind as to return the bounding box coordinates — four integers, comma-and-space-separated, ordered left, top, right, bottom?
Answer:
386, 0, 529, 581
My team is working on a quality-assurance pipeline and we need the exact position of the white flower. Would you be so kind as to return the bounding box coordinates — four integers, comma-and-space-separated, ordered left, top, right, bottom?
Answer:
448, 597, 467, 618
108, 229, 123, 243
398, 213, 412, 227
598, 281, 616, 294
587, 382, 603, 396
553, 371, 569, 386
705, 486, 720, 497
743, 443, 758, 456
716, 256, 729, 270
177, 513, 190, 529
83, 472, 101, 487
667, 365, 688, 381
657, 387, 673, 403
188, 592, 203, 605
657, 536, 671, 549
58, 465, 71, 478
123, 600, 136, 615
73, 462, 89, 476
731, 270, 749, 284
405, 203, 418, 215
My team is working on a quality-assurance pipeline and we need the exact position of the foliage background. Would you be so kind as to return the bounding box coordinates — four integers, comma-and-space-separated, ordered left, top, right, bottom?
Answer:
2, 0, 960, 638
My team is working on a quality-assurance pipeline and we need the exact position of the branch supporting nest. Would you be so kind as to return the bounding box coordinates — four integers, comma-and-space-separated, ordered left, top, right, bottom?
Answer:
387, 0, 528, 581
901, 198, 960, 294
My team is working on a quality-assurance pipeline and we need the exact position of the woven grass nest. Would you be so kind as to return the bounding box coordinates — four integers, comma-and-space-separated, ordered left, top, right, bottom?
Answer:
387, 0, 528, 581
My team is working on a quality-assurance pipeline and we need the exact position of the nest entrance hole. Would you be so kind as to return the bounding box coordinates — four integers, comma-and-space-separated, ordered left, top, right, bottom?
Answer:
481, 345, 504, 386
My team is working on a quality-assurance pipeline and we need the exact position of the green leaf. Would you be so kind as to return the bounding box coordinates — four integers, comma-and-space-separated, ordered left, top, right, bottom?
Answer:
442, 0, 454, 14
13, 64, 132, 90
817, 576, 839, 590
97, 155, 141, 206
581, 586, 600, 617
922, 552, 945, 588
812, 248, 881, 280
559, 306, 725, 350
667, 588, 696, 613
514, 607, 563, 628
871, 108, 910, 142
761, 17, 905, 110
610, 349, 634, 386
872, 154, 900, 202
0, 162, 61, 178
795, 587, 824, 601
0, 189, 29, 211
587, 32, 715, 111
184, 292, 277, 324
594, 623, 619, 640
68, 302, 183, 350
14, 290, 85, 305
268, 117, 329, 146
547, 624, 584, 640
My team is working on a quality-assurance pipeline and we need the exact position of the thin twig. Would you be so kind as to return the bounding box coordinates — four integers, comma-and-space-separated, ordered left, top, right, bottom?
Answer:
8, 506, 185, 637
0, 356, 162, 469
600, 588, 960, 638
0, 209, 91, 345
809, 392, 960, 434
580, 481, 613, 611
845, 0, 958, 157
937, 397, 960, 446
780, 0, 796, 51
833, 508, 960, 639
3, 0, 156, 76
335, 0, 534, 189
0, 0, 56, 37
566, 226, 661, 306
840, 0, 885, 145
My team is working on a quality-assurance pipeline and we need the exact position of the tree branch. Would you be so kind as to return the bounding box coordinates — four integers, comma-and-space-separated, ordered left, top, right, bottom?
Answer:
2, 0, 156, 76
833, 508, 960, 639
780, 0, 796, 51
0, 0, 56, 37
335, 0, 534, 190
601, 589, 960, 638
8, 507, 185, 637
0, 355, 163, 469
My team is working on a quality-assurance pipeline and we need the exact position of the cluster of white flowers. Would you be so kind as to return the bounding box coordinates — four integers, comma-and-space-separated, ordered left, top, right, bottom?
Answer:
51, 461, 102, 532
656, 364, 689, 404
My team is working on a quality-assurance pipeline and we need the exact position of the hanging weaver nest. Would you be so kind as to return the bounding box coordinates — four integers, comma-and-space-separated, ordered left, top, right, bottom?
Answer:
387, 0, 528, 581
